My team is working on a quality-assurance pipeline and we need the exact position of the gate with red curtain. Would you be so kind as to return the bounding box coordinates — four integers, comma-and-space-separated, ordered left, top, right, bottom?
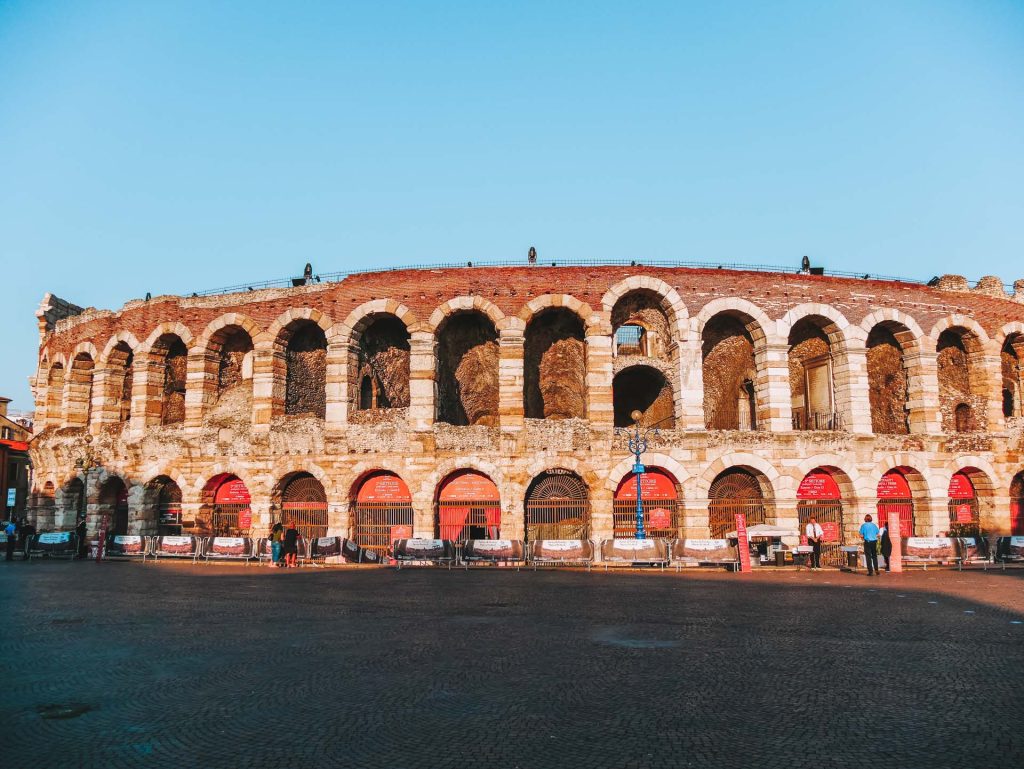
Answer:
612, 468, 680, 539
947, 471, 980, 537
352, 471, 414, 556
876, 469, 915, 538
436, 470, 501, 543
796, 469, 845, 566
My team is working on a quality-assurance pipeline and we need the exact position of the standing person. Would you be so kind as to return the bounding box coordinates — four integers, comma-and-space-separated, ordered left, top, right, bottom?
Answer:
269, 522, 284, 568
76, 517, 88, 559
859, 514, 880, 576
18, 519, 36, 561
5, 518, 17, 561
283, 522, 299, 568
879, 521, 893, 572
804, 516, 824, 570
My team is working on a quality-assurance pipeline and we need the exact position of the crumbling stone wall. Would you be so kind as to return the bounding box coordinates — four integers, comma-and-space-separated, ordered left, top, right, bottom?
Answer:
937, 330, 984, 432
119, 353, 134, 422
787, 319, 831, 412
436, 312, 499, 426
1002, 337, 1021, 417
108, 342, 134, 423
217, 329, 252, 396
66, 353, 94, 427
866, 325, 909, 434
612, 366, 675, 427
160, 337, 188, 425
611, 290, 671, 360
46, 363, 64, 427
702, 315, 757, 429
524, 308, 587, 419
356, 316, 410, 410
285, 323, 327, 418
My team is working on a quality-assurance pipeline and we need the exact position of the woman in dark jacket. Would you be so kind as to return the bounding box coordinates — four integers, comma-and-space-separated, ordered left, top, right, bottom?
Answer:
283, 522, 299, 568
879, 523, 893, 572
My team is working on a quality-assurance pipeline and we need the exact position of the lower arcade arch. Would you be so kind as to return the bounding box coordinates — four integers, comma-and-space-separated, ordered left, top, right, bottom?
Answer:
796, 468, 847, 566
98, 476, 130, 536
200, 474, 253, 537
707, 467, 769, 538
435, 469, 501, 543
275, 473, 328, 541
947, 469, 982, 538
144, 476, 183, 535
612, 467, 681, 539
350, 471, 414, 555
524, 470, 590, 542
1012, 472, 1024, 535
876, 468, 918, 538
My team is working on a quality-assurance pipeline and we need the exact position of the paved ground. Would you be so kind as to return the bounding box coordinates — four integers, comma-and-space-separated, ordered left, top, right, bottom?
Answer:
2, 562, 1023, 769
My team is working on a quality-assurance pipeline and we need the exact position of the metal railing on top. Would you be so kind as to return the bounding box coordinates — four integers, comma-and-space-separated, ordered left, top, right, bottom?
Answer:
792, 411, 844, 431
178, 257, 995, 299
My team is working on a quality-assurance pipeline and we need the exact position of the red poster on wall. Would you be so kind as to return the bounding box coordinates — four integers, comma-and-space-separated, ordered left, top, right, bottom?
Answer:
648, 507, 673, 529
615, 470, 678, 500
797, 470, 841, 500
819, 521, 840, 543
877, 470, 911, 499
357, 472, 412, 503
390, 525, 413, 543
735, 513, 751, 572
439, 471, 500, 502
955, 504, 974, 523
214, 478, 251, 505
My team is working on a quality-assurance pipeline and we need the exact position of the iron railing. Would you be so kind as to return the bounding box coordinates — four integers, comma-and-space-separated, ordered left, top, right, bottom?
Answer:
792, 410, 844, 431
175, 258, 1015, 299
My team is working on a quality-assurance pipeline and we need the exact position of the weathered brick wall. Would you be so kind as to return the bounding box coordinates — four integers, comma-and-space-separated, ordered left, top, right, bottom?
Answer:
436, 312, 499, 426
285, 323, 326, 418
866, 326, 909, 434
702, 315, 756, 429
524, 309, 587, 420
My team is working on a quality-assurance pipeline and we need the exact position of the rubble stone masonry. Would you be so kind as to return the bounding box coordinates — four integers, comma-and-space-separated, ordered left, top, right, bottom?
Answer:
26, 267, 1024, 543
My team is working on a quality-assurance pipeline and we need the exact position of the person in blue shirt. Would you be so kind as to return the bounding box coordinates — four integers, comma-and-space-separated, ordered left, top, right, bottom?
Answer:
859, 514, 880, 575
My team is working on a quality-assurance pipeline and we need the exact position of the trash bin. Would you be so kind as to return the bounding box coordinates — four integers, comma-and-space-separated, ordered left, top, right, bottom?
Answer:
775, 550, 786, 567
846, 550, 859, 568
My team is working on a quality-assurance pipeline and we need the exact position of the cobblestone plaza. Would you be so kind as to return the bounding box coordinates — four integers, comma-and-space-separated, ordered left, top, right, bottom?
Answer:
3, 563, 1022, 768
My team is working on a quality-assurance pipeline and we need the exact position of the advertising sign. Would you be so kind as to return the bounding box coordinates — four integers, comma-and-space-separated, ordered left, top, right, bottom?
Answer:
614, 470, 677, 501
955, 504, 974, 523
530, 539, 595, 562
648, 507, 673, 529
357, 472, 412, 503
462, 539, 524, 561
797, 470, 841, 500
877, 470, 911, 499
600, 538, 668, 562
903, 537, 956, 561
438, 471, 499, 502
735, 513, 751, 572
673, 538, 738, 563
948, 472, 975, 499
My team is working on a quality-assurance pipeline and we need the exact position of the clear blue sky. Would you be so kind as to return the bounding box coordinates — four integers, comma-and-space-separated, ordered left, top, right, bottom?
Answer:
2, 0, 1023, 411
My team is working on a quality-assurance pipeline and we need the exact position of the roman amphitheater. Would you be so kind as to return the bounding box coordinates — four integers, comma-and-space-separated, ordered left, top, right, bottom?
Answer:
26, 262, 1024, 565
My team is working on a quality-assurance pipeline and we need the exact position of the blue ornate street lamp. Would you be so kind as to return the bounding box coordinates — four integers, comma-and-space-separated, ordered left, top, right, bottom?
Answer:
615, 410, 660, 539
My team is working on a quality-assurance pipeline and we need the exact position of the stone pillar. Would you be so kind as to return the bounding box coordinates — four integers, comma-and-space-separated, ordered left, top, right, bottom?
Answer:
412, 488, 434, 539
977, 348, 1005, 430
324, 341, 350, 430
407, 330, 435, 433
676, 334, 705, 430
89, 368, 117, 432
184, 350, 215, 431
682, 496, 711, 539
590, 488, 614, 543
586, 323, 614, 429
839, 343, 873, 433
762, 343, 793, 432
498, 323, 525, 431
132, 353, 163, 435
251, 348, 278, 434
909, 350, 943, 434
327, 501, 350, 539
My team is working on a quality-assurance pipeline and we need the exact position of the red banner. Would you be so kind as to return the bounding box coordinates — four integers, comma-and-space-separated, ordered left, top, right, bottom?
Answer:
955, 504, 974, 523
214, 478, 251, 504
877, 470, 911, 499
357, 472, 412, 503
948, 472, 975, 499
648, 507, 673, 529
390, 525, 413, 543
735, 513, 751, 572
797, 470, 841, 500
615, 469, 678, 501
819, 521, 840, 543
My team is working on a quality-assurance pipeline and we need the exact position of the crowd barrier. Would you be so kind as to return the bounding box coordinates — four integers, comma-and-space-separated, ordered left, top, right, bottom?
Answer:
391, 539, 458, 568
530, 539, 594, 570
104, 535, 148, 559
150, 535, 201, 560
461, 539, 526, 568
27, 532, 79, 560
599, 538, 670, 569
670, 539, 741, 571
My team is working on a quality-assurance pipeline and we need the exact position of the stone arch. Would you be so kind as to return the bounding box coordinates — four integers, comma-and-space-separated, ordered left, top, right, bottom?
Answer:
97, 474, 130, 536
612, 364, 674, 427
872, 461, 930, 538
347, 467, 416, 554
694, 298, 773, 343
779, 306, 852, 432
792, 455, 861, 501
938, 461, 997, 536
604, 452, 690, 494
863, 315, 922, 435
422, 457, 507, 504
699, 305, 769, 431
697, 453, 781, 499
146, 330, 190, 426
271, 470, 330, 540
102, 337, 136, 424
341, 299, 424, 340
524, 467, 592, 541
347, 312, 411, 413
434, 308, 500, 426
601, 275, 689, 343
523, 306, 587, 420
705, 464, 776, 538
428, 295, 506, 334
930, 316, 990, 433
140, 321, 195, 354
64, 345, 97, 428
996, 323, 1024, 420
433, 467, 503, 542
44, 358, 66, 428
141, 474, 185, 535
263, 310, 330, 419
264, 308, 333, 351
193, 313, 261, 413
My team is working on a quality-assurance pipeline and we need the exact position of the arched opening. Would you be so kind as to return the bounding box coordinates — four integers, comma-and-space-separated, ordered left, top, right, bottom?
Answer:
797, 469, 846, 566
210, 326, 253, 402
702, 313, 759, 430
524, 308, 587, 420
351, 471, 414, 555
353, 315, 411, 412
611, 289, 672, 360
63, 477, 86, 527
876, 469, 917, 538
145, 476, 182, 536
284, 322, 327, 418
152, 334, 188, 425
98, 477, 129, 536
524, 470, 590, 542
1011, 472, 1024, 535
937, 328, 985, 433
46, 363, 64, 428
108, 341, 134, 423
613, 467, 680, 539
708, 468, 768, 538
435, 469, 501, 542
947, 471, 981, 537
866, 323, 910, 434
66, 352, 95, 427
200, 474, 252, 536
435, 311, 499, 426
1001, 334, 1023, 420
276, 472, 328, 540
788, 317, 837, 430
613, 366, 675, 428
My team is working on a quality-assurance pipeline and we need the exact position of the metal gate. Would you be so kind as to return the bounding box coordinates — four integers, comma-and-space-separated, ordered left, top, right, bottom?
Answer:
157, 482, 182, 535
708, 470, 766, 538
525, 472, 590, 542
352, 501, 414, 555
947, 496, 980, 538
876, 499, 915, 539
280, 475, 328, 541
612, 499, 681, 539
437, 501, 500, 542
212, 504, 249, 536
797, 500, 844, 566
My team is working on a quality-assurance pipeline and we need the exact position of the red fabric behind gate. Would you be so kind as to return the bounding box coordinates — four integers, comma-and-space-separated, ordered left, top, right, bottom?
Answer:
438, 471, 500, 539
877, 470, 913, 537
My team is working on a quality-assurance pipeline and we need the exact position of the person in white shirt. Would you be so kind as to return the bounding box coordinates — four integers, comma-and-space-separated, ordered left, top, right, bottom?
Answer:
804, 516, 824, 569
